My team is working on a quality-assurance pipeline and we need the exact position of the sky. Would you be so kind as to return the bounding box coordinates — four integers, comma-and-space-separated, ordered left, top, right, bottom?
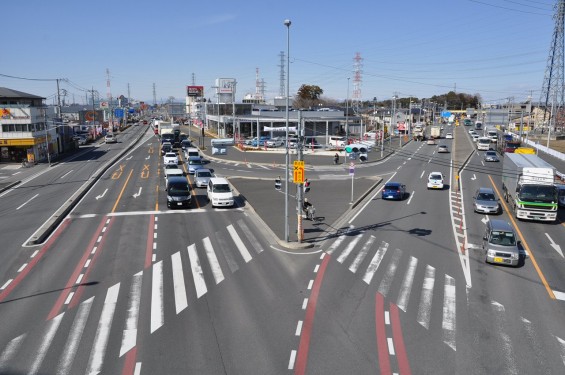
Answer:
0, 0, 557, 106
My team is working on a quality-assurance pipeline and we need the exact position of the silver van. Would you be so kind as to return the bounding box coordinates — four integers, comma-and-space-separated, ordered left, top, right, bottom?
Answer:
482, 219, 521, 266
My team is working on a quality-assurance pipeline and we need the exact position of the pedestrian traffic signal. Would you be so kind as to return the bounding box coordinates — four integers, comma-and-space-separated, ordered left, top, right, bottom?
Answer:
303, 179, 310, 193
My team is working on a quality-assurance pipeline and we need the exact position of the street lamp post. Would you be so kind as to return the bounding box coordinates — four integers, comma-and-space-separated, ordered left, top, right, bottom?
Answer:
345, 78, 350, 143
42, 108, 51, 166
284, 19, 291, 243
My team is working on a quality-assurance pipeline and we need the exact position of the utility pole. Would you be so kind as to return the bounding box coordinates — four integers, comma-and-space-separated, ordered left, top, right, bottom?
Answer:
296, 111, 304, 242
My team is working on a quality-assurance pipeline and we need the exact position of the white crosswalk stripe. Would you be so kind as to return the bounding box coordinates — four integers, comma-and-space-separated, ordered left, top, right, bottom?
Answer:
348, 235, 375, 273
442, 275, 456, 351
227, 224, 252, 263
58, 297, 94, 374
337, 233, 363, 264
150, 262, 164, 334
491, 301, 518, 375
417, 265, 436, 329
556, 335, 565, 368
120, 272, 142, 356
86, 283, 120, 375
187, 244, 207, 298
0, 334, 26, 372
397, 256, 418, 312
363, 241, 389, 285
203, 237, 225, 285
237, 219, 263, 254
327, 234, 346, 255
171, 251, 188, 314
377, 248, 402, 297
29, 312, 65, 375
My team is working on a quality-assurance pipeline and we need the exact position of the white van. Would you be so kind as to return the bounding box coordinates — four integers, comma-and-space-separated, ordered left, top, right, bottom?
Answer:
184, 147, 200, 159
328, 136, 347, 149
207, 177, 235, 207
477, 137, 491, 151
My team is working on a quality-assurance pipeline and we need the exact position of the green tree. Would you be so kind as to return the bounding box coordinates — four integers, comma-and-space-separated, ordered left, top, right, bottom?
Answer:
295, 84, 324, 108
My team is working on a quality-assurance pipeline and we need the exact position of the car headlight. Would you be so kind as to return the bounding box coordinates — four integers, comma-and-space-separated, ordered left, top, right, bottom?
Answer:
487, 249, 496, 257
511, 253, 519, 260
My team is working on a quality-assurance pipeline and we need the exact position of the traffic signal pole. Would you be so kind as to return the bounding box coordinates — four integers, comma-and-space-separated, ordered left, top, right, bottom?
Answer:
297, 111, 304, 242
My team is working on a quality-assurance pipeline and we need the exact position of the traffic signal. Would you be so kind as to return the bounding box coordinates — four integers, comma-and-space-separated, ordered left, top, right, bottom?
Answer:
359, 146, 368, 162
303, 179, 310, 193
274, 176, 282, 191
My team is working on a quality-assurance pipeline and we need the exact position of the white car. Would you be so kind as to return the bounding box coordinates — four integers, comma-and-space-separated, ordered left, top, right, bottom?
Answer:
207, 177, 235, 207
469, 129, 476, 134
472, 134, 480, 142
163, 152, 178, 166
427, 172, 445, 190
445, 133, 453, 139
105, 133, 117, 143
265, 137, 284, 147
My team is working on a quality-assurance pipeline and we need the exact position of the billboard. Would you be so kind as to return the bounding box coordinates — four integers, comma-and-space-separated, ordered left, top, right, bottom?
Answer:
216, 78, 236, 94
187, 86, 204, 97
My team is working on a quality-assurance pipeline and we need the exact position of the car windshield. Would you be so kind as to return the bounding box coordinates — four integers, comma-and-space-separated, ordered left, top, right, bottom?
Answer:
430, 174, 442, 180
486, 151, 496, 156
189, 159, 203, 165
168, 183, 190, 196
384, 185, 399, 191
490, 231, 516, 246
519, 185, 557, 203
479, 139, 490, 144
213, 184, 231, 193
477, 193, 495, 201
197, 171, 212, 178
165, 153, 176, 157
165, 164, 179, 170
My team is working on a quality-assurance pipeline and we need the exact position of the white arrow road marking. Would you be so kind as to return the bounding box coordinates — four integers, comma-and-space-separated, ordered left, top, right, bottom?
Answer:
471, 174, 476, 180
126, 156, 133, 160
145, 155, 150, 160
133, 187, 142, 198
481, 215, 489, 224
545, 233, 564, 258
96, 189, 108, 200
553, 290, 565, 301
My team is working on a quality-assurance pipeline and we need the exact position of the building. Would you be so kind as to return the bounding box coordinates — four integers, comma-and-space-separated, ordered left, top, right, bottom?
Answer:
0, 87, 56, 163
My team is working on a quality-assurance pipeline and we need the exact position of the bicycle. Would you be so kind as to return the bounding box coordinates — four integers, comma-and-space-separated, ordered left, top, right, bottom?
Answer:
303, 205, 316, 221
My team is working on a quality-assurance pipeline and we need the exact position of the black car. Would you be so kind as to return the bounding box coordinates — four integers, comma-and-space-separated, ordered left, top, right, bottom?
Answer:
181, 139, 192, 150
161, 143, 173, 155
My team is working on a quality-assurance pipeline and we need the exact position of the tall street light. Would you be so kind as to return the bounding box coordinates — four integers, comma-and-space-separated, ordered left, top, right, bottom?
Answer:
345, 78, 350, 142
284, 19, 291, 243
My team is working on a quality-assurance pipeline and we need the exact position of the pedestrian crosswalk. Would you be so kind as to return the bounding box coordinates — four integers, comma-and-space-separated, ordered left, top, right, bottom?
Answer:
324, 231, 565, 369
0, 218, 264, 374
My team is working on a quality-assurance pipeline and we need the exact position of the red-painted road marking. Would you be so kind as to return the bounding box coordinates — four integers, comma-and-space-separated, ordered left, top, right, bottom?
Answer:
294, 254, 330, 375
69, 217, 115, 310
390, 302, 412, 375
122, 347, 137, 375
376, 292, 392, 375
0, 219, 71, 303
46, 217, 109, 320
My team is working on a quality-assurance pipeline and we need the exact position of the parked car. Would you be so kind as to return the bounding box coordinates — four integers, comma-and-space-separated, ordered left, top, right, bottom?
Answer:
187, 156, 204, 174
304, 137, 322, 148
483, 219, 520, 266
251, 136, 271, 147
484, 150, 499, 162
381, 182, 406, 200
445, 133, 453, 139
265, 137, 284, 147
473, 187, 501, 214
328, 136, 347, 149
194, 168, 214, 188
427, 172, 445, 190
105, 133, 117, 143
163, 152, 178, 166
438, 145, 449, 153
207, 177, 235, 207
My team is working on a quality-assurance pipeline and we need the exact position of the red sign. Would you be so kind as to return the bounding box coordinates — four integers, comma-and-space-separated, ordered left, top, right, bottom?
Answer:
187, 86, 204, 97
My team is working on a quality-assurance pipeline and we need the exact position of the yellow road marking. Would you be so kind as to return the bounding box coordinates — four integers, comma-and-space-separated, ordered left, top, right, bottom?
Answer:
112, 169, 134, 213
488, 175, 556, 300
141, 164, 150, 179
111, 164, 125, 180
155, 184, 159, 211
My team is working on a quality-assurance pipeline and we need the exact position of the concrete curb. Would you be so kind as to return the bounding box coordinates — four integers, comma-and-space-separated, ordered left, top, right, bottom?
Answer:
351, 178, 383, 209
26, 127, 150, 245
0, 180, 21, 193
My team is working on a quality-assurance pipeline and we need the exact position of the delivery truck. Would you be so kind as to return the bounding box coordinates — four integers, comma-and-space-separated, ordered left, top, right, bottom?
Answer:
502, 153, 558, 221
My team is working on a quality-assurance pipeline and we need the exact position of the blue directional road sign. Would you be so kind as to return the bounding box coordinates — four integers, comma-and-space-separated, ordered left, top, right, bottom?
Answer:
114, 108, 124, 118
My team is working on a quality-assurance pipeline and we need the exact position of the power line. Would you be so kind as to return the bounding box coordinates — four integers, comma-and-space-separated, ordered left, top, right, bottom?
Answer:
0, 73, 59, 82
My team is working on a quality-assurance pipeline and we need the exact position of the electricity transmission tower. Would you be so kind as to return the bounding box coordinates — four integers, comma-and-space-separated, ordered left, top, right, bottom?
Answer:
540, 0, 565, 128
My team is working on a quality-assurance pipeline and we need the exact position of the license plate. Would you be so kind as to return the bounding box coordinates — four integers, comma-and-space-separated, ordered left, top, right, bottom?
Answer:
494, 257, 503, 263
387, 195, 394, 198
177, 202, 183, 206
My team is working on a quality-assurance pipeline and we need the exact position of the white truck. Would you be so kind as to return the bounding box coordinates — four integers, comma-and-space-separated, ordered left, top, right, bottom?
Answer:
412, 124, 425, 141
477, 137, 491, 151
430, 125, 441, 139
502, 153, 558, 221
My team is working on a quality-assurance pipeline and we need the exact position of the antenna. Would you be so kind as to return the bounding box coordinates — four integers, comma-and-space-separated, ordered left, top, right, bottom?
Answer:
352, 52, 363, 109
278, 51, 285, 97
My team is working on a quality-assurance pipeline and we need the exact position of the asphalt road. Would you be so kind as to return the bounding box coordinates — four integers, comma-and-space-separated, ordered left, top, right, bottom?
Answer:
0, 123, 564, 374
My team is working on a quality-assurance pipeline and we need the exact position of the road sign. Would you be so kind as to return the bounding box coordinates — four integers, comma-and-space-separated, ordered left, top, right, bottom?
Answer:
349, 162, 355, 176
293, 160, 305, 183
